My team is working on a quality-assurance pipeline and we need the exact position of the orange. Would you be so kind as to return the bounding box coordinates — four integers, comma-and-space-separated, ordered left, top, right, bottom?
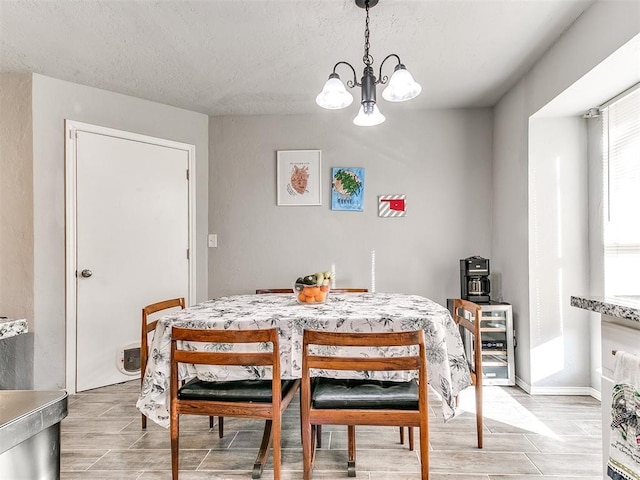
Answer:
320, 285, 329, 292
315, 291, 326, 302
304, 286, 320, 297
298, 292, 306, 302
305, 296, 316, 303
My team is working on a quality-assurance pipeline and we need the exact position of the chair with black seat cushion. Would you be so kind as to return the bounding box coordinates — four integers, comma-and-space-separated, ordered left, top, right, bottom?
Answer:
301, 329, 429, 480
170, 327, 300, 480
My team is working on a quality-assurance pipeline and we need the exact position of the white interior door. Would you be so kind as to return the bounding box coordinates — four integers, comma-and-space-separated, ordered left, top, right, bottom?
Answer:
74, 130, 189, 392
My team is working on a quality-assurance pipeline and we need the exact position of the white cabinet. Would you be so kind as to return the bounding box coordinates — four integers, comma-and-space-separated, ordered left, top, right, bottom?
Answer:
601, 374, 614, 479
601, 317, 640, 478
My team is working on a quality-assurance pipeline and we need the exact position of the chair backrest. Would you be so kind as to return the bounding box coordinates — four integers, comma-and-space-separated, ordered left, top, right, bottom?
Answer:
331, 288, 368, 293
170, 327, 281, 402
256, 288, 368, 294
452, 299, 482, 384
255, 288, 292, 294
143, 297, 185, 334
302, 329, 426, 385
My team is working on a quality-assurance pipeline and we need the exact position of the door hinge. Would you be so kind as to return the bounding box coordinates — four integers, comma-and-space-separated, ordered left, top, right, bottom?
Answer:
186, 248, 190, 260
186, 169, 190, 181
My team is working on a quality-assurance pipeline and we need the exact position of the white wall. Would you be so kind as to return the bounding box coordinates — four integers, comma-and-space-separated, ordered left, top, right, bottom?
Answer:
0, 74, 34, 320
209, 109, 493, 306
31, 74, 209, 389
493, 0, 640, 390
529, 117, 589, 388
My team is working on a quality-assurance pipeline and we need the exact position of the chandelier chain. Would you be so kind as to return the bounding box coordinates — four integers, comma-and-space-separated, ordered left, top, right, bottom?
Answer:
362, 0, 373, 66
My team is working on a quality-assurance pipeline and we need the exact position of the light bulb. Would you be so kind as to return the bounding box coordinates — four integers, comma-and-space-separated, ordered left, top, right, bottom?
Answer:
316, 74, 353, 110
353, 103, 385, 126
382, 65, 422, 102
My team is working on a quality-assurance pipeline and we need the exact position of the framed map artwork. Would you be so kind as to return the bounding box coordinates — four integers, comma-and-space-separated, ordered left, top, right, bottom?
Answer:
331, 167, 365, 211
276, 150, 322, 206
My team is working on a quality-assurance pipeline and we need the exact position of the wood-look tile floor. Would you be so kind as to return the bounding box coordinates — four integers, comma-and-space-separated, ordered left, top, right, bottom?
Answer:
60, 380, 602, 479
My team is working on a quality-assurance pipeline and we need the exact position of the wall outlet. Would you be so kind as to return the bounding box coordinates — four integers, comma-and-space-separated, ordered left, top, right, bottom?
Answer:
208, 234, 218, 248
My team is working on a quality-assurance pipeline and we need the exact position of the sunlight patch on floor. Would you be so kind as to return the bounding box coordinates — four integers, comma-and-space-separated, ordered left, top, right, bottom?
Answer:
456, 387, 561, 439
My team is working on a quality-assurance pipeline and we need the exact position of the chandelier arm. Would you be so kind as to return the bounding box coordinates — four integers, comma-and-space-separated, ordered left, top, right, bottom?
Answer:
377, 54, 402, 85
332, 61, 361, 88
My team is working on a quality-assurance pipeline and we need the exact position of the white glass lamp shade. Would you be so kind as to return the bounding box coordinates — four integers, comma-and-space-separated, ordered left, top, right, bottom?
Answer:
382, 65, 422, 102
316, 74, 353, 110
353, 103, 385, 126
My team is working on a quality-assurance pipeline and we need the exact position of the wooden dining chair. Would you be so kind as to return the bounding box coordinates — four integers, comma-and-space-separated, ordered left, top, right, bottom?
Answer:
401, 299, 484, 450
256, 287, 369, 448
301, 329, 429, 480
170, 327, 300, 480
141, 298, 187, 429
255, 288, 369, 294
452, 298, 484, 448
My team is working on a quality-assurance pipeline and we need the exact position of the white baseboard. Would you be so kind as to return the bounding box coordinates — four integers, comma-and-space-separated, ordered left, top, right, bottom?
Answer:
515, 376, 601, 399
515, 376, 531, 393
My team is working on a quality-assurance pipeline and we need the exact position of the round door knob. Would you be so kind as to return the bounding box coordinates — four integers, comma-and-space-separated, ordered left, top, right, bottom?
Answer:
81, 269, 93, 278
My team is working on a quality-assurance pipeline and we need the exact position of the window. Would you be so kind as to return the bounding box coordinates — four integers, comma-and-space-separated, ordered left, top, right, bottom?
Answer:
603, 87, 640, 295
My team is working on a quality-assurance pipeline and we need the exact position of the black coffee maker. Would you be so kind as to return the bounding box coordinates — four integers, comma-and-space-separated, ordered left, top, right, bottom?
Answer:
460, 256, 491, 304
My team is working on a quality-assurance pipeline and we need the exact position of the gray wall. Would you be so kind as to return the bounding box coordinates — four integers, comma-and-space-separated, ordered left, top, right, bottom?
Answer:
0, 74, 34, 320
209, 109, 493, 306
30, 74, 209, 389
493, 0, 640, 389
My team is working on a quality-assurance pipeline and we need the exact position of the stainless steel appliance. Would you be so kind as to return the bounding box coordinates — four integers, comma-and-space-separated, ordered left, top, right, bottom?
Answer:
460, 256, 491, 304
0, 390, 67, 480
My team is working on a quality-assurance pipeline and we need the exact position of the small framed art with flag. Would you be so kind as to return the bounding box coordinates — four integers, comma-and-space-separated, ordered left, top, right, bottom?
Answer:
378, 194, 406, 217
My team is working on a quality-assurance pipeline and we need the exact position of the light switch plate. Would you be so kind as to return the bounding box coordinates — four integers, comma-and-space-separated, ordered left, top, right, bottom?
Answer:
208, 234, 217, 248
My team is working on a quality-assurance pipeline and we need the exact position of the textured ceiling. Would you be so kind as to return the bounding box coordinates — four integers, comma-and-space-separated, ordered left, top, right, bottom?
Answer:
0, 0, 595, 116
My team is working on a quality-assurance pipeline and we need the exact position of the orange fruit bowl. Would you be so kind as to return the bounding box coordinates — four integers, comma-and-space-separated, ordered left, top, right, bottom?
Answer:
294, 283, 331, 304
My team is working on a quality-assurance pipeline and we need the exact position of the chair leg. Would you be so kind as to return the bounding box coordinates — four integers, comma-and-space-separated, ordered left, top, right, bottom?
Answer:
209, 416, 214, 429
475, 386, 483, 449
218, 416, 224, 438
302, 422, 314, 480
399, 426, 404, 444
347, 425, 356, 477
272, 416, 282, 480
253, 420, 273, 479
408, 426, 415, 451
141, 412, 147, 430
170, 414, 179, 480
418, 426, 429, 480
316, 425, 322, 448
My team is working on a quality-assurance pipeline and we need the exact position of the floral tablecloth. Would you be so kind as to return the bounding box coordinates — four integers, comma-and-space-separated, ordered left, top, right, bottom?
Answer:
136, 293, 471, 428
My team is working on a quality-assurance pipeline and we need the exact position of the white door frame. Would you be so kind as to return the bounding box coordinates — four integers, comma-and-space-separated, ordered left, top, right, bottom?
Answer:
64, 120, 196, 394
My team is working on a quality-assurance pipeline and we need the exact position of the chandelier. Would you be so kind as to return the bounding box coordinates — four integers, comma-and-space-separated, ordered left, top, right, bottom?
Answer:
315, 0, 422, 127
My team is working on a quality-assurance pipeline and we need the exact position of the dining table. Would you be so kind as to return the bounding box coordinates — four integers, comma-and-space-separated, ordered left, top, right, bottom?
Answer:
137, 292, 471, 426
137, 292, 471, 477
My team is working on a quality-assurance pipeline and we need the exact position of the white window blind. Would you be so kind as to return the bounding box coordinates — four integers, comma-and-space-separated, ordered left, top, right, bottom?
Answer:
603, 87, 640, 295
